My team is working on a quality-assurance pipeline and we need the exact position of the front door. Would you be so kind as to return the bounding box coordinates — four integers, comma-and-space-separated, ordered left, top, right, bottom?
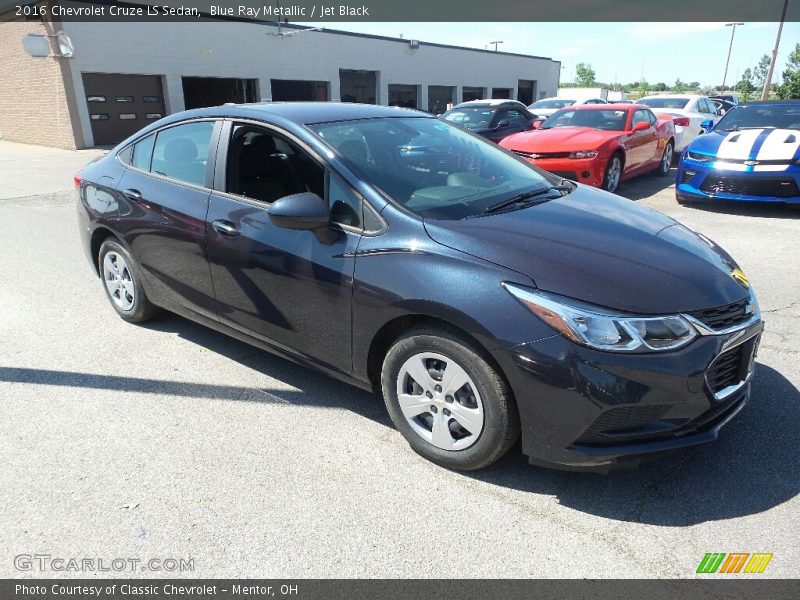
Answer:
626, 109, 659, 171
206, 122, 363, 374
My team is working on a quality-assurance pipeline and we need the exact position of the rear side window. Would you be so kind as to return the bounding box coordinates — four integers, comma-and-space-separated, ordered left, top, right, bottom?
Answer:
151, 121, 214, 186
131, 134, 155, 171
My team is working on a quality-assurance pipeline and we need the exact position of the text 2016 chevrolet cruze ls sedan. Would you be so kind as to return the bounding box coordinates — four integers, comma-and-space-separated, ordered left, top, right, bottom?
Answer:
76, 103, 763, 471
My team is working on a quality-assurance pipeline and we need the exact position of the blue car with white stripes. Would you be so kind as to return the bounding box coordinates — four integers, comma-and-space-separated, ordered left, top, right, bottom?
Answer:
676, 101, 800, 206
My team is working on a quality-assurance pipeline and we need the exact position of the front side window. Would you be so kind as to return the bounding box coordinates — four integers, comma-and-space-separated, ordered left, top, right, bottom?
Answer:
150, 121, 214, 186
631, 110, 651, 128
502, 110, 526, 128
224, 124, 323, 204
309, 116, 555, 220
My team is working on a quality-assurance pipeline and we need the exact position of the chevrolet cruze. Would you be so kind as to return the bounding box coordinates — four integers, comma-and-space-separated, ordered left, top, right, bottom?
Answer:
76, 103, 763, 470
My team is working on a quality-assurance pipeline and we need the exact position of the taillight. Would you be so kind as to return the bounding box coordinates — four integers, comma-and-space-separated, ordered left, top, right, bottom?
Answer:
73, 172, 82, 189
673, 117, 690, 127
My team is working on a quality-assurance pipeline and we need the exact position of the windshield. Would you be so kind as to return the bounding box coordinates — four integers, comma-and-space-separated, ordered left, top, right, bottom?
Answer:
530, 99, 575, 109
441, 108, 496, 129
638, 97, 690, 109
714, 104, 800, 131
541, 108, 629, 130
308, 117, 556, 219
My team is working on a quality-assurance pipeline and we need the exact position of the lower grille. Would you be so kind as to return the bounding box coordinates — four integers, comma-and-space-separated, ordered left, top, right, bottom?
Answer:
699, 175, 799, 198
686, 298, 750, 331
577, 404, 672, 443
706, 343, 751, 396
548, 170, 579, 181
512, 150, 571, 160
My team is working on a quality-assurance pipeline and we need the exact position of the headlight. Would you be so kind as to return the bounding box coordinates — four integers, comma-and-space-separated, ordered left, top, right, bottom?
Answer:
687, 150, 713, 162
569, 150, 598, 159
503, 283, 697, 352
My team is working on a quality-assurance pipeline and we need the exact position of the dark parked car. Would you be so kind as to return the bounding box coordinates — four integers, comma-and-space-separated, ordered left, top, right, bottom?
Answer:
441, 99, 537, 142
77, 102, 762, 471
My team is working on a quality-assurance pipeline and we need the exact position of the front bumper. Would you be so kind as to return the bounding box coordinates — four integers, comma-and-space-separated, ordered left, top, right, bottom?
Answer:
676, 155, 800, 204
519, 155, 606, 188
495, 317, 763, 469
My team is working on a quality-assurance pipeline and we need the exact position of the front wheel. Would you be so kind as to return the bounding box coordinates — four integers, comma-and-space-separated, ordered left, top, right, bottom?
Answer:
381, 326, 519, 470
602, 154, 623, 193
656, 140, 674, 176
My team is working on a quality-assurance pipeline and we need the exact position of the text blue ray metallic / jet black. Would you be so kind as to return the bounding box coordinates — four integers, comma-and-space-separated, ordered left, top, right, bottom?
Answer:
76, 102, 763, 471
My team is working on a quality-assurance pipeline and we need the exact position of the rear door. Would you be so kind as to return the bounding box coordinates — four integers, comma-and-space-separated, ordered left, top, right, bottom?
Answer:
115, 119, 220, 319
205, 120, 363, 374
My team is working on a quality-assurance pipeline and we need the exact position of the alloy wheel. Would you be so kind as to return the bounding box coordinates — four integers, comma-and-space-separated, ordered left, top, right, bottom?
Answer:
605, 156, 621, 192
102, 251, 135, 311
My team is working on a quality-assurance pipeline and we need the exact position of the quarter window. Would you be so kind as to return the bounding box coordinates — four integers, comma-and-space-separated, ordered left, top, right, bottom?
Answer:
150, 121, 214, 186
131, 133, 155, 171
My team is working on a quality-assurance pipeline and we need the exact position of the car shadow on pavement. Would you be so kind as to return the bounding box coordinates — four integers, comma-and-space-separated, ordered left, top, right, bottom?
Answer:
141, 313, 392, 428
466, 362, 800, 525
680, 200, 800, 219
617, 167, 677, 201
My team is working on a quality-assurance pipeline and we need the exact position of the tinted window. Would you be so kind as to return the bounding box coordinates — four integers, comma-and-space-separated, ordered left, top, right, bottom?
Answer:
131, 133, 155, 170
309, 116, 555, 220
328, 173, 362, 228
151, 121, 214, 186
442, 108, 495, 129
631, 110, 651, 127
503, 110, 527, 128
713, 105, 800, 131
648, 111, 657, 125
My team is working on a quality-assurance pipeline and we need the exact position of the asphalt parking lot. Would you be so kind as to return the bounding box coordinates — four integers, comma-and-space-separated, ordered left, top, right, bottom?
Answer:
0, 140, 798, 578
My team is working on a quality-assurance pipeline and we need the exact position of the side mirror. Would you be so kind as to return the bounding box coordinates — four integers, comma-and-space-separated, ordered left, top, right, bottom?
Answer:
494, 119, 510, 130
531, 120, 543, 130
631, 121, 650, 132
267, 192, 337, 244
700, 119, 714, 132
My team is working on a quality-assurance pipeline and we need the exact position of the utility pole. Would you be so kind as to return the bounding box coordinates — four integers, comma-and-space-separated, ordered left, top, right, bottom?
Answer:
489, 41, 503, 52
761, 0, 789, 100
721, 22, 744, 93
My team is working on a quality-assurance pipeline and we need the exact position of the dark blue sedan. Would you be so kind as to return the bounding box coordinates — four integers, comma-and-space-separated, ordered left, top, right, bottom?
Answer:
76, 102, 762, 470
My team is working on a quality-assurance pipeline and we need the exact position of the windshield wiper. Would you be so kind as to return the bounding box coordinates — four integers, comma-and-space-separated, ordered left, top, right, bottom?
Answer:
484, 184, 572, 214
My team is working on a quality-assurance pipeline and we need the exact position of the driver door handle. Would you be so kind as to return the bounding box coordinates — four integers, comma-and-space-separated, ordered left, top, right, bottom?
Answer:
211, 219, 241, 238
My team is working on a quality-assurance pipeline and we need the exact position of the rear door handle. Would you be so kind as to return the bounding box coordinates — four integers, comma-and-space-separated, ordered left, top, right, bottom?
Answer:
123, 188, 142, 201
212, 219, 241, 238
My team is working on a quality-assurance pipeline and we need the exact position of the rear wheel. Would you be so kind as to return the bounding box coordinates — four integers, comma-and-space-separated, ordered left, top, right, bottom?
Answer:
602, 154, 623, 193
98, 238, 158, 323
656, 140, 674, 176
381, 326, 519, 470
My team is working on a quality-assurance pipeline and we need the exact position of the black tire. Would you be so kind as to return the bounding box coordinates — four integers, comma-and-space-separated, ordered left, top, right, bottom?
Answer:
380, 325, 520, 470
98, 238, 159, 323
656, 140, 674, 177
602, 153, 623, 193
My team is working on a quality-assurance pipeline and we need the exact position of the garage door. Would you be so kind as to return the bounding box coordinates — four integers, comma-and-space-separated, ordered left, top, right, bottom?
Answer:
82, 73, 166, 146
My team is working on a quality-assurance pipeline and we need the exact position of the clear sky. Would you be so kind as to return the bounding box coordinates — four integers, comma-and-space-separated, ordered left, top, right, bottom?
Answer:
295, 21, 800, 88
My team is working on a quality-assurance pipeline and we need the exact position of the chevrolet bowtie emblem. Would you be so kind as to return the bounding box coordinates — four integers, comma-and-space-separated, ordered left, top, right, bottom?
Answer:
731, 268, 750, 289
744, 160, 759, 166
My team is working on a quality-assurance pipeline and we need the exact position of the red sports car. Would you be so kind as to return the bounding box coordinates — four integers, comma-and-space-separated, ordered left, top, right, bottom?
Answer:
499, 104, 675, 193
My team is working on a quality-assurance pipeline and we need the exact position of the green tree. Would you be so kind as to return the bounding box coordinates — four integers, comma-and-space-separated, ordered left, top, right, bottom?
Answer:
776, 43, 800, 99
575, 63, 597, 87
753, 54, 772, 90
673, 78, 688, 92
652, 82, 668, 91
689, 81, 700, 89
735, 68, 757, 101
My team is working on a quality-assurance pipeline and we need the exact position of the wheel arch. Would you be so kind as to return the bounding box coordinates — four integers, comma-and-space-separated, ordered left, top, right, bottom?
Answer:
90, 227, 118, 276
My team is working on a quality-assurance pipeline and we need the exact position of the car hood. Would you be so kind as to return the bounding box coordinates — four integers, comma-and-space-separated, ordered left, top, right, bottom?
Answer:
423, 186, 749, 314
689, 128, 800, 161
501, 127, 621, 153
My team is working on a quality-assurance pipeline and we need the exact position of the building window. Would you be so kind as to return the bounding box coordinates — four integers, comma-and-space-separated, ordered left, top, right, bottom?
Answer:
119, 113, 137, 120
143, 96, 161, 103
87, 95, 106, 103
90, 114, 109, 120
116, 96, 134, 103
145, 113, 162, 119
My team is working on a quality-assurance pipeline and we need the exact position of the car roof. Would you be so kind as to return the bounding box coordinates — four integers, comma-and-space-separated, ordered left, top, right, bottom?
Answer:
453, 99, 527, 108
557, 103, 641, 110
639, 94, 703, 99
168, 102, 431, 125
738, 99, 800, 107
